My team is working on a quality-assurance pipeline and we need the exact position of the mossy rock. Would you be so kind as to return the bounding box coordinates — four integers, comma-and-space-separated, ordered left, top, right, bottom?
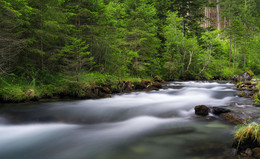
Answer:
237, 88, 243, 91
238, 92, 248, 97
246, 70, 254, 78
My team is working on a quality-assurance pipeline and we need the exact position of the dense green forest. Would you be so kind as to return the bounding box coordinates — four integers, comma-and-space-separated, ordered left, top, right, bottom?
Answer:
0, 0, 260, 102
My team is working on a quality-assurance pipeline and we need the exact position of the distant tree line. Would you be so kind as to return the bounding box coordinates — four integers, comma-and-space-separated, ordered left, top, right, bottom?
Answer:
0, 0, 259, 80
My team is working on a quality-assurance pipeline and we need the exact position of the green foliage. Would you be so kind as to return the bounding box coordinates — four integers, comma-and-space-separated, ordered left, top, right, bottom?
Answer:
221, 67, 234, 79
0, 0, 260, 101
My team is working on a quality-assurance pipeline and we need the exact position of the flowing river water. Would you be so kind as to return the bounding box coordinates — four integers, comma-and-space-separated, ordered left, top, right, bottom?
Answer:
0, 81, 260, 159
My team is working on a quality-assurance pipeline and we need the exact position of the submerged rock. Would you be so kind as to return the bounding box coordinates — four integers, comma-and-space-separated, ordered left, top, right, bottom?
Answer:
155, 127, 196, 136
194, 105, 209, 116
220, 113, 246, 124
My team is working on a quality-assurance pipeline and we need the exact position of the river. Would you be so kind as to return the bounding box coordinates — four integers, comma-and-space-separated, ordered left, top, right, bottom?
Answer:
0, 81, 259, 159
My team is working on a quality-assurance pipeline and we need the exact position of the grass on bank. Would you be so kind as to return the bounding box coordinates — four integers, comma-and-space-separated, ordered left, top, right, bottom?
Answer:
0, 72, 148, 102
234, 122, 260, 149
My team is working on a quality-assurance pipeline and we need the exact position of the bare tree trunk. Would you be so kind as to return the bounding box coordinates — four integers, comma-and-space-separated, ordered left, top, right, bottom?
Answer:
40, 0, 44, 68
229, 36, 232, 69
134, 5, 138, 63
224, 17, 226, 29
186, 47, 194, 72
244, 41, 246, 68
205, 7, 208, 28
244, 0, 247, 68
198, 47, 211, 75
233, 39, 235, 73
182, 19, 186, 74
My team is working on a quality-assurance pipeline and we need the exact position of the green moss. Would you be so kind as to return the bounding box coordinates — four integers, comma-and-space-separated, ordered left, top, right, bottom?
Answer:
246, 70, 254, 77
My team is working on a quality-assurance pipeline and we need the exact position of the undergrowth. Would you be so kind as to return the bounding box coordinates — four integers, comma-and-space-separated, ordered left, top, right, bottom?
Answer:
0, 72, 150, 102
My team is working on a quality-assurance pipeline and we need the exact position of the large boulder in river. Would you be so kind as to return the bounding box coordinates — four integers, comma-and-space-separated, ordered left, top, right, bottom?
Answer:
243, 71, 254, 81
233, 71, 254, 82
194, 105, 209, 116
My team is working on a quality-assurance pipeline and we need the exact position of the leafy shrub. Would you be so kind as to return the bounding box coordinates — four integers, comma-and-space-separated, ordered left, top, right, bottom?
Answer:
222, 67, 234, 79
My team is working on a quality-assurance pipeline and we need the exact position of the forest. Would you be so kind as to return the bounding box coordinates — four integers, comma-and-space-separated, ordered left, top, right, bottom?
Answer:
0, 0, 260, 102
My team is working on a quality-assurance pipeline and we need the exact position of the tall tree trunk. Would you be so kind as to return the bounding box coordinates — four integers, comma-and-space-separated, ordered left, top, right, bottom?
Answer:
216, 0, 220, 30
233, 39, 235, 73
186, 47, 194, 72
244, 41, 246, 68
182, 19, 186, 74
134, 4, 138, 63
40, 0, 44, 68
243, 0, 247, 68
229, 36, 232, 70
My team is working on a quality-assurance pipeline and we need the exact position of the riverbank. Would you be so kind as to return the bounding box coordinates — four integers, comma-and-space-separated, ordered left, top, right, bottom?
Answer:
230, 79, 260, 158
0, 73, 166, 103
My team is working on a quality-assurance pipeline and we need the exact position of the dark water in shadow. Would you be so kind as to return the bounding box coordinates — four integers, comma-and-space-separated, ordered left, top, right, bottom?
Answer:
0, 81, 259, 159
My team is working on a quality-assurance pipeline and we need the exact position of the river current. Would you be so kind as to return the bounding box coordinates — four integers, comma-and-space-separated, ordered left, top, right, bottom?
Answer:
0, 81, 258, 159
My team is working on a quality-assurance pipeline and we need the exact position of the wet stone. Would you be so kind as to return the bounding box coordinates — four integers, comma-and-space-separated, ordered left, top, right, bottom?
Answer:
194, 105, 209, 116
212, 107, 231, 115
